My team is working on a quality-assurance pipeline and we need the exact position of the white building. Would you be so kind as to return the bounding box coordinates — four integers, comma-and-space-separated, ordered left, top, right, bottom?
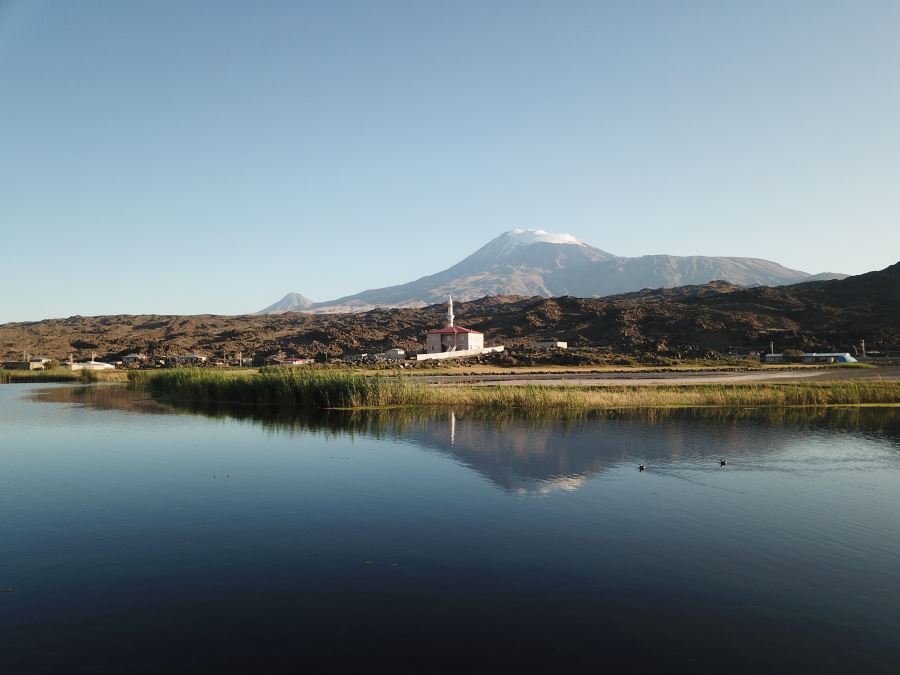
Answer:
381, 348, 406, 360
764, 352, 858, 364
535, 341, 567, 350
425, 295, 484, 354
64, 359, 115, 371
417, 295, 504, 361
274, 357, 314, 366
426, 327, 484, 354
172, 354, 207, 366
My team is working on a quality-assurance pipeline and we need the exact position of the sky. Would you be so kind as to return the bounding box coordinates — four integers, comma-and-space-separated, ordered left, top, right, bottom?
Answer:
1, 0, 898, 323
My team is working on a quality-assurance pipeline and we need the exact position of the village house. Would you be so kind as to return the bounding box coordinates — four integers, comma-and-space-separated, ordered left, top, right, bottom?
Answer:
273, 357, 314, 366
535, 341, 568, 350
2, 356, 51, 370
172, 354, 207, 366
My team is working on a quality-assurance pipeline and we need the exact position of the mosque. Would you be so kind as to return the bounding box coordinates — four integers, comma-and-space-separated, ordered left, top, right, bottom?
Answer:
417, 296, 504, 361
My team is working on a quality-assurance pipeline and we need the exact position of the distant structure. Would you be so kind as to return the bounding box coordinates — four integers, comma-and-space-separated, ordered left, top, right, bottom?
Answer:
418, 295, 504, 361
272, 357, 314, 366
535, 341, 568, 350
63, 352, 115, 371
764, 352, 858, 364
171, 354, 207, 366
2, 356, 51, 370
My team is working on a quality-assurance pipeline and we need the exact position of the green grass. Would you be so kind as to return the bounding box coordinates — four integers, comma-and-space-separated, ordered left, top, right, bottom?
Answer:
2, 368, 88, 384
0, 367, 129, 384
130, 367, 900, 410
129, 366, 426, 408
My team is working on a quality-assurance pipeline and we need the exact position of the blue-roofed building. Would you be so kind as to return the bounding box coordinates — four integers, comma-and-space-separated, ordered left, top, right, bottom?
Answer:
764, 352, 858, 364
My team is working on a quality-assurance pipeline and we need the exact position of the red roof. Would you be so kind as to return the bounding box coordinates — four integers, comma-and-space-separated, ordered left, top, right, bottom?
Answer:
427, 326, 482, 335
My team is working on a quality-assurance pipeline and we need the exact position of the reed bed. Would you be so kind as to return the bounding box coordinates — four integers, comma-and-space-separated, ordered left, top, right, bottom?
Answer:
1, 368, 82, 384
129, 367, 900, 410
445, 382, 900, 409
129, 367, 425, 409
0, 368, 129, 384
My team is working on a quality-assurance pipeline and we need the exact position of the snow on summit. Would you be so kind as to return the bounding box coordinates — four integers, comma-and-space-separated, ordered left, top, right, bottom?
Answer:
506, 229, 583, 246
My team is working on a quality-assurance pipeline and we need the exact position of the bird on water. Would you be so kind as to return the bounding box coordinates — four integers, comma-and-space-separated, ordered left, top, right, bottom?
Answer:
720, 459, 727, 466
639, 464, 645, 471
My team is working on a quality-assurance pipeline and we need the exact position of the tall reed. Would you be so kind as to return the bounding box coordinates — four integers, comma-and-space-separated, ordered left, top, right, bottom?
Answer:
0, 368, 81, 384
129, 368, 900, 410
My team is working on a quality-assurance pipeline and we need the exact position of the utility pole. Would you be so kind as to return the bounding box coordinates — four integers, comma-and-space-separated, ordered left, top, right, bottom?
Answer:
860, 339, 866, 358
770, 341, 775, 355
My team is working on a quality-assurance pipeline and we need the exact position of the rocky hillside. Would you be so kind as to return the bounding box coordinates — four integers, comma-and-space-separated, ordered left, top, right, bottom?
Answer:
260, 229, 847, 313
3, 263, 896, 362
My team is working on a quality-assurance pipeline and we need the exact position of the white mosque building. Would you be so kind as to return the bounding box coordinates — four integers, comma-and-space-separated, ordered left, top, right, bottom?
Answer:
417, 295, 504, 361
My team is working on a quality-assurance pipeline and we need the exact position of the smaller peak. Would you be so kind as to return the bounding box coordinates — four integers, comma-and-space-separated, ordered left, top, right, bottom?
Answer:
258, 292, 315, 314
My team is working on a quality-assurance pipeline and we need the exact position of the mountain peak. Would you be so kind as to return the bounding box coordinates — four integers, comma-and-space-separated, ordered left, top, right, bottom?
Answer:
257, 230, 847, 314
257, 292, 314, 315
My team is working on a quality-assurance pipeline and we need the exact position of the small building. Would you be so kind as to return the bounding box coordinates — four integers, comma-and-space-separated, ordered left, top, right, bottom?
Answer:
764, 352, 858, 364
3, 357, 51, 370
274, 357, 314, 366
64, 360, 115, 371
341, 353, 369, 363
381, 348, 406, 360
426, 327, 484, 354
724, 350, 760, 360
425, 296, 483, 354
535, 341, 567, 350
122, 353, 148, 366
3, 360, 35, 370
172, 354, 207, 366
802, 352, 858, 364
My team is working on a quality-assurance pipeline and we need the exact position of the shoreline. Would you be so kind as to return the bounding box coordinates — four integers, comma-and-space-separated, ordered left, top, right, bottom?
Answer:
3, 362, 889, 385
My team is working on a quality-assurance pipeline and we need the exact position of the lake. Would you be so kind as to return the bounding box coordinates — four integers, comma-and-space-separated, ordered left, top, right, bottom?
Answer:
1, 384, 899, 673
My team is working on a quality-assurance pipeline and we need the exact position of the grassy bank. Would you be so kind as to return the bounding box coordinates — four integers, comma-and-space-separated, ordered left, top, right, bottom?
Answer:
130, 367, 900, 410
0, 368, 127, 384
344, 361, 877, 377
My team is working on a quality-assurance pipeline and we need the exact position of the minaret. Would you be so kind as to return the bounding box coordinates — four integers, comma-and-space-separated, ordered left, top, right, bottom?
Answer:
447, 294, 454, 328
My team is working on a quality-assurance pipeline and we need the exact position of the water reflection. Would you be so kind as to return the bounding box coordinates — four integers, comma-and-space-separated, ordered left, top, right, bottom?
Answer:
9, 383, 900, 674
33, 384, 900, 494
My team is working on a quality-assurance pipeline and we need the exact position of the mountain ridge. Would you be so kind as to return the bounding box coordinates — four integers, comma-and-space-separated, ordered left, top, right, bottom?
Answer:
260, 229, 846, 314
4, 262, 895, 362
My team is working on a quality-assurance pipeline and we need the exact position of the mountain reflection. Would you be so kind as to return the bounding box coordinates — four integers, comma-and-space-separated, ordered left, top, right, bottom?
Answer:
32, 384, 900, 494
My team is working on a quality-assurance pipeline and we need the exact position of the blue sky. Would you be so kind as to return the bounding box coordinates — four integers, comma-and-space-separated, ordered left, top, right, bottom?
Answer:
1, 1, 898, 322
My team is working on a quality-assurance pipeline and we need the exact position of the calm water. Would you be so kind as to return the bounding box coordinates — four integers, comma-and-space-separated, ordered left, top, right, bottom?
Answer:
1, 384, 899, 674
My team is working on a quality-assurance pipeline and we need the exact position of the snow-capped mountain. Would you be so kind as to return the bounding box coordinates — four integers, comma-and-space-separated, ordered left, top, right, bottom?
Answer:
258, 229, 846, 313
